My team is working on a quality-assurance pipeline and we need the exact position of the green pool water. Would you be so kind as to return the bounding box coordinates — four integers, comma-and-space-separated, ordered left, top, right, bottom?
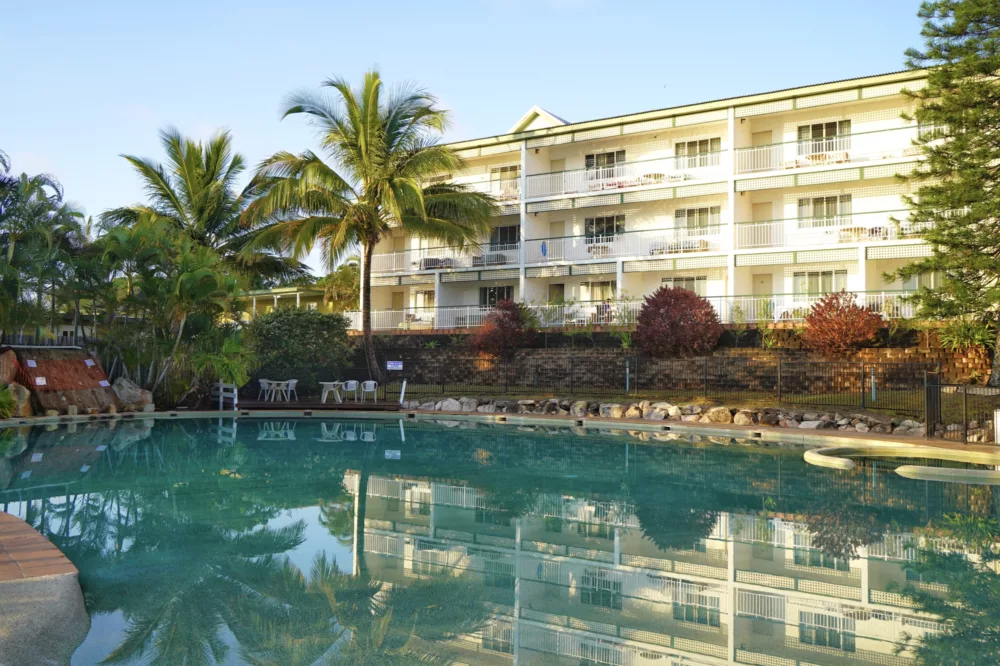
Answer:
1, 417, 997, 665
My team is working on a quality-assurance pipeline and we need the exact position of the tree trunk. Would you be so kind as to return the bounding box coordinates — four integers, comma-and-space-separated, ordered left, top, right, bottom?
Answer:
352, 441, 375, 578
361, 241, 381, 382
152, 312, 186, 394
989, 327, 1000, 387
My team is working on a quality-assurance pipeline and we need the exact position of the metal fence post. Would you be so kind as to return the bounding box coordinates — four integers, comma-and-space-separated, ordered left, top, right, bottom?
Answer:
962, 386, 968, 444
703, 357, 710, 399
859, 364, 866, 410
777, 357, 783, 403
504, 358, 509, 395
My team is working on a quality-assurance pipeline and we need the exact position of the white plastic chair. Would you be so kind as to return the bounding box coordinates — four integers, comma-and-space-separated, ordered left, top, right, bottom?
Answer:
342, 426, 358, 442
257, 379, 271, 400
360, 427, 376, 442
285, 379, 299, 401
361, 380, 378, 403
342, 380, 359, 402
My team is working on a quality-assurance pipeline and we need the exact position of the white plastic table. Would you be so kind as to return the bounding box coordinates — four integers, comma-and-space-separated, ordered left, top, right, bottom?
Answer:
320, 381, 345, 404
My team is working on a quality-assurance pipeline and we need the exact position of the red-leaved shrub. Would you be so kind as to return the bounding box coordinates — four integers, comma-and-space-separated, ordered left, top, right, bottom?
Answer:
634, 287, 723, 357
802, 290, 882, 354
468, 300, 536, 359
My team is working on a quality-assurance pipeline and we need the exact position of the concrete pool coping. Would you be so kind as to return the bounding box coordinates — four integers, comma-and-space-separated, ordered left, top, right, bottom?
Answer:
4, 406, 1000, 469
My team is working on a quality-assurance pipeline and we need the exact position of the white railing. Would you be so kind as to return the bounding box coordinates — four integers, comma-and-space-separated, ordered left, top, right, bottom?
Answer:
735, 125, 928, 174
345, 291, 917, 331
370, 242, 520, 274
735, 210, 929, 249
525, 225, 724, 264
526, 152, 726, 199
453, 174, 521, 202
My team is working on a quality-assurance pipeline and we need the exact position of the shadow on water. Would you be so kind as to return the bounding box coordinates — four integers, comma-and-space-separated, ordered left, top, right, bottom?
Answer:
1, 417, 997, 665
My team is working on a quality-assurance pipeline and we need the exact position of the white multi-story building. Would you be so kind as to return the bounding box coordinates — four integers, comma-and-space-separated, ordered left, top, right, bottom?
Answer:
347, 70, 937, 333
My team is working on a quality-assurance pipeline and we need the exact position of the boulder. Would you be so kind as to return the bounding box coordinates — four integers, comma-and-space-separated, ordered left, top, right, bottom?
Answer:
702, 407, 733, 424
112, 377, 153, 407
684, 405, 702, 415
624, 405, 643, 419
733, 410, 756, 426
610, 404, 625, 419
648, 408, 667, 421
45, 409, 59, 417
799, 420, 826, 429
759, 412, 780, 426
7, 383, 32, 418
667, 405, 683, 418
418, 401, 436, 411
681, 414, 701, 422
892, 426, 909, 436
570, 400, 589, 417
458, 397, 478, 412
436, 398, 462, 412
476, 403, 497, 413
855, 422, 870, 433
779, 418, 800, 428
899, 419, 921, 430
599, 403, 624, 418
0, 350, 18, 384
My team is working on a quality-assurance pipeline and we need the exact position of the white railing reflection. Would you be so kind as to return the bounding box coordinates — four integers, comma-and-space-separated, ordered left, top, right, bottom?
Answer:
526, 152, 726, 199
526, 226, 724, 264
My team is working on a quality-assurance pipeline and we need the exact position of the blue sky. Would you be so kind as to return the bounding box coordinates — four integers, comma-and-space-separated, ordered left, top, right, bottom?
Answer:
3, 0, 923, 273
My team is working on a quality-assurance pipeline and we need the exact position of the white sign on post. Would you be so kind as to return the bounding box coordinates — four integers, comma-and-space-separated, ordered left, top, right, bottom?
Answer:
386, 360, 403, 371
84, 359, 96, 367
98, 380, 110, 387
26, 360, 37, 368
35, 377, 46, 386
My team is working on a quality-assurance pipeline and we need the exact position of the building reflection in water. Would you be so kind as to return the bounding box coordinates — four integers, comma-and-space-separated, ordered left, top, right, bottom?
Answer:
344, 464, 983, 666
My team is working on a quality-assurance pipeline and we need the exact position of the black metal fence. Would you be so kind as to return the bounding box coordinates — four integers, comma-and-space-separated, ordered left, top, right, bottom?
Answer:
361, 355, 933, 416
924, 373, 1000, 443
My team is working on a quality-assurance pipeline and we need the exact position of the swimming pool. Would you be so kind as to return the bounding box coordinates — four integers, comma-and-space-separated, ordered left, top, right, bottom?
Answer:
1, 416, 996, 665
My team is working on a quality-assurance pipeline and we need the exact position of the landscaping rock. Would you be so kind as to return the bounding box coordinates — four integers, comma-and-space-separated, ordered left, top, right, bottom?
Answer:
681, 414, 702, 422
667, 405, 682, 418
45, 409, 59, 417
855, 422, 870, 433
106, 405, 117, 415
66, 405, 78, 416
702, 407, 733, 424
570, 400, 589, 417
799, 420, 826, 429
733, 410, 756, 426
780, 418, 800, 428
476, 403, 497, 413
112, 377, 152, 407
0, 350, 18, 384
7, 383, 32, 418
648, 408, 667, 421
899, 419, 921, 430
893, 426, 909, 436
436, 398, 462, 412
759, 412, 780, 426
684, 405, 702, 415
458, 397, 478, 412
624, 405, 643, 419
418, 401, 436, 411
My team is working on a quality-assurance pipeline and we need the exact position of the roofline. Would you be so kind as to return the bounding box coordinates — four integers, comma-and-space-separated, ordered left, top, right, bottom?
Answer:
443, 69, 928, 151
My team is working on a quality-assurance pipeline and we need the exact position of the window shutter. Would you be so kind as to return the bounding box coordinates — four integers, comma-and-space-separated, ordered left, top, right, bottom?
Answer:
585, 154, 595, 168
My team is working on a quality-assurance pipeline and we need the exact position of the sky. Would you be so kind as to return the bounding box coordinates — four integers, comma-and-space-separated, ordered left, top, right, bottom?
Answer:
2, 0, 925, 274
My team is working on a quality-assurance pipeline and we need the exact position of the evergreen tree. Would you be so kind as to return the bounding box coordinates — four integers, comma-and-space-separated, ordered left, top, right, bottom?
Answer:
896, 1, 1000, 384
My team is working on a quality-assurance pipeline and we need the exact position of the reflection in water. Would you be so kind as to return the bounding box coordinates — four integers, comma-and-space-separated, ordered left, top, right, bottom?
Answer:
0, 418, 997, 665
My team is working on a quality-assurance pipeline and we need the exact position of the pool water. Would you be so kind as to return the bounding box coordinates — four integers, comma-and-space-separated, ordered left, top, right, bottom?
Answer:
1, 417, 997, 665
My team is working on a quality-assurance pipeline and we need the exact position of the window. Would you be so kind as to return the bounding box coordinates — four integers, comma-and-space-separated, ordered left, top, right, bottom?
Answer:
581, 568, 623, 610
585, 150, 626, 170
489, 165, 520, 198
902, 271, 942, 291
479, 286, 513, 307
794, 549, 850, 571
797, 120, 851, 156
589, 281, 616, 302
661, 276, 707, 297
672, 602, 721, 627
306, 302, 318, 310
693, 540, 707, 553
489, 224, 520, 247
548, 283, 565, 304
674, 206, 720, 231
585, 214, 625, 242
676, 137, 722, 168
792, 270, 847, 295
797, 194, 852, 228
475, 508, 512, 526
799, 612, 856, 652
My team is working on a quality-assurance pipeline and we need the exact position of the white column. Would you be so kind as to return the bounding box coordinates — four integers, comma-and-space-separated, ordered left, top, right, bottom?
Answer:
613, 527, 621, 565
251, 296, 256, 317
518, 140, 528, 303
727, 106, 738, 305
858, 546, 870, 605
615, 259, 624, 300
857, 245, 868, 295
273, 294, 278, 309
433, 274, 441, 328
296, 292, 301, 308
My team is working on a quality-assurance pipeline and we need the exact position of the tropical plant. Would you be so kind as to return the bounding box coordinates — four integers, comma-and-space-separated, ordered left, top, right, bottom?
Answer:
242, 71, 498, 379
937, 317, 995, 351
244, 308, 352, 393
101, 128, 305, 286
0, 384, 15, 419
316, 259, 360, 312
468, 299, 536, 359
634, 287, 723, 358
894, 0, 1000, 385
801, 291, 882, 354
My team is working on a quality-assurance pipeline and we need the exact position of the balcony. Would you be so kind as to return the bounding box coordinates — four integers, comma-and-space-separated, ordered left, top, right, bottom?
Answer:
735, 125, 928, 175
450, 173, 521, 203
526, 225, 725, 264
370, 242, 519, 274
525, 152, 727, 199
735, 210, 929, 250
345, 292, 917, 331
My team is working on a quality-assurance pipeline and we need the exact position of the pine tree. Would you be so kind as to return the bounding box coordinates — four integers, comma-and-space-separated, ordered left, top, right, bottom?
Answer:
896, 1, 1000, 384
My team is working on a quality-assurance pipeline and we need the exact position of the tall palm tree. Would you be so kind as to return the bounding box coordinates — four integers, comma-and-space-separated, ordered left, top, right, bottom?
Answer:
101, 128, 307, 287
243, 71, 498, 377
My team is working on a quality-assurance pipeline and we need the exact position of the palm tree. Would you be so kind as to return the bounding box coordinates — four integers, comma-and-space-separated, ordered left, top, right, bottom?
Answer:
243, 71, 498, 378
101, 128, 306, 287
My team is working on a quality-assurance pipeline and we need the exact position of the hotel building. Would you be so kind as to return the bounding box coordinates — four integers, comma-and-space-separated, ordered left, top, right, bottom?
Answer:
346, 70, 935, 333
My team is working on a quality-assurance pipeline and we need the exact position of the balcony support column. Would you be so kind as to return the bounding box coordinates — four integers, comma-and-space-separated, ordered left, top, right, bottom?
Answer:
856, 245, 868, 302
296, 292, 300, 308
519, 139, 528, 302
251, 296, 256, 317
726, 107, 738, 316
433, 274, 441, 327
615, 260, 624, 301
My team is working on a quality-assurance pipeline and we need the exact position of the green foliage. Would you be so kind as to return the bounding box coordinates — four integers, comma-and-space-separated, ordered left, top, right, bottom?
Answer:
467, 300, 536, 359
937, 317, 995, 351
611, 330, 633, 350
896, 0, 1000, 383
245, 308, 351, 393
759, 327, 779, 349
421, 340, 439, 349
191, 329, 259, 386
0, 384, 15, 419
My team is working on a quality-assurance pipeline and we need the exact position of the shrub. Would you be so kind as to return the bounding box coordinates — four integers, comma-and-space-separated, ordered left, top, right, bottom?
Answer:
245, 309, 352, 393
802, 291, 882, 354
938, 318, 995, 351
633, 287, 723, 358
468, 300, 536, 359
0, 384, 14, 420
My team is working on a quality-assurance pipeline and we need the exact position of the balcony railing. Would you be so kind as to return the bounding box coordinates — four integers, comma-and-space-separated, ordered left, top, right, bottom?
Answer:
525, 152, 727, 199
735, 209, 930, 249
457, 175, 521, 202
347, 291, 917, 331
370, 242, 520, 274
525, 225, 724, 264
735, 125, 929, 174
